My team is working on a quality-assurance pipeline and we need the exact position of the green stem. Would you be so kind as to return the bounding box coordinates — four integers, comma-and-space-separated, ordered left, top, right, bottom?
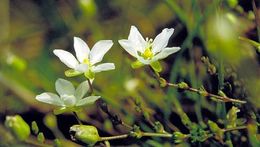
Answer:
142, 132, 172, 138
87, 78, 94, 95
166, 82, 246, 104
73, 111, 82, 125
99, 132, 172, 141
151, 68, 246, 104
223, 126, 247, 132
100, 134, 129, 141
121, 122, 134, 130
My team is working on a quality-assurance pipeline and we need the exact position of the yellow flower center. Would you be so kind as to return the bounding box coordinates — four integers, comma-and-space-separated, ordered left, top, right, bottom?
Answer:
143, 47, 153, 59
142, 38, 154, 60
83, 58, 90, 66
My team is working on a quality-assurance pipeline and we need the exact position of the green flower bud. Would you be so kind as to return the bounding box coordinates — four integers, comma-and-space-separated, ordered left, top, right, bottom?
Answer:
208, 120, 224, 140
44, 113, 57, 130
173, 132, 187, 143
154, 121, 165, 133
227, 106, 240, 128
129, 125, 142, 139
54, 139, 62, 147
218, 90, 227, 97
5, 115, 30, 141
198, 90, 209, 96
31, 121, 39, 135
37, 132, 45, 143
159, 78, 167, 87
177, 82, 189, 89
208, 120, 220, 132
70, 125, 100, 146
227, 0, 238, 8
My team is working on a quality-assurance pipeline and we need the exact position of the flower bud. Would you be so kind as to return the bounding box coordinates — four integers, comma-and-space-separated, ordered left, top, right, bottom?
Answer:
31, 121, 39, 135
44, 113, 57, 130
5, 115, 30, 141
173, 132, 187, 143
227, 106, 240, 128
37, 132, 45, 143
177, 82, 189, 89
129, 125, 142, 139
208, 120, 224, 140
159, 78, 167, 87
70, 125, 100, 146
54, 139, 62, 147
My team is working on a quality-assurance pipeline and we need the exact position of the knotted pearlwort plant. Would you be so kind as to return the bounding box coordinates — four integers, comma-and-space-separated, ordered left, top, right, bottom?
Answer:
5, 26, 251, 146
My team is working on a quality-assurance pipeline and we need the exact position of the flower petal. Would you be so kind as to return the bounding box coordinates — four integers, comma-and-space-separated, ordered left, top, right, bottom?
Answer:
61, 95, 76, 106
75, 64, 88, 73
36, 92, 64, 106
92, 63, 115, 73
76, 96, 100, 106
153, 47, 181, 61
53, 49, 79, 69
152, 28, 174, 54
90, 40, 113, 64
55, 78, 75, 96
128, 26, 146, 52
136, 55, 151, 65
75, 80, 89, 101
118, 39, 138, 57
74, 37, 90, 63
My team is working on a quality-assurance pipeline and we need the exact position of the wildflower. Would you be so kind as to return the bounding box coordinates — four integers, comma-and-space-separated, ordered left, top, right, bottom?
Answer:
5, 115, 31, 141
36, 78, 100, 114
118, 26, 180, 72
54, 37, 115, 79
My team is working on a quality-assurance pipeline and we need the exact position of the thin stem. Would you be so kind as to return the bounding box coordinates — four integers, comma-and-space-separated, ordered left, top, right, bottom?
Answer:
99, 126, 247, 143
87, 78, 94, 95
73, 111, 82, 125
223, 126, 247, 132
100, 134, 129, 141
104, 141, 111, 147
121, 122, 133, 130
142, 132, 172, 138
166, 82, 246, 104
150, 67, 246, 104
100, 132, 173, 142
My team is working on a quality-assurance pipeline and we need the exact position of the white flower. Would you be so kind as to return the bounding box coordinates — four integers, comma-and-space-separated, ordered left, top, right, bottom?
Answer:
36, 79, 100, 113
118, 26, 180, 72
53, 37, 115, 79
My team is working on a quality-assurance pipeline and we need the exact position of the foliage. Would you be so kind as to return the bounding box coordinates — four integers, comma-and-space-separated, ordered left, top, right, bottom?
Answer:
0, 0, 260, 146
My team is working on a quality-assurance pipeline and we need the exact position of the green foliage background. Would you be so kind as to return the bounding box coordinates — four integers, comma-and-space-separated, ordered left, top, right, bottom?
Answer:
0, 0, 259, 146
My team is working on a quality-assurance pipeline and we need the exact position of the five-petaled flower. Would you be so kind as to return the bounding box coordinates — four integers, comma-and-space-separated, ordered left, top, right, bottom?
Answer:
54, 37, 115, 79
36, 78, 100, 114
118, 26, 180, 72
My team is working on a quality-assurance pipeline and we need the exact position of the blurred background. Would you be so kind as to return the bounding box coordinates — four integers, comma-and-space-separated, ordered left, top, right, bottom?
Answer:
0, 0, 259, 146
